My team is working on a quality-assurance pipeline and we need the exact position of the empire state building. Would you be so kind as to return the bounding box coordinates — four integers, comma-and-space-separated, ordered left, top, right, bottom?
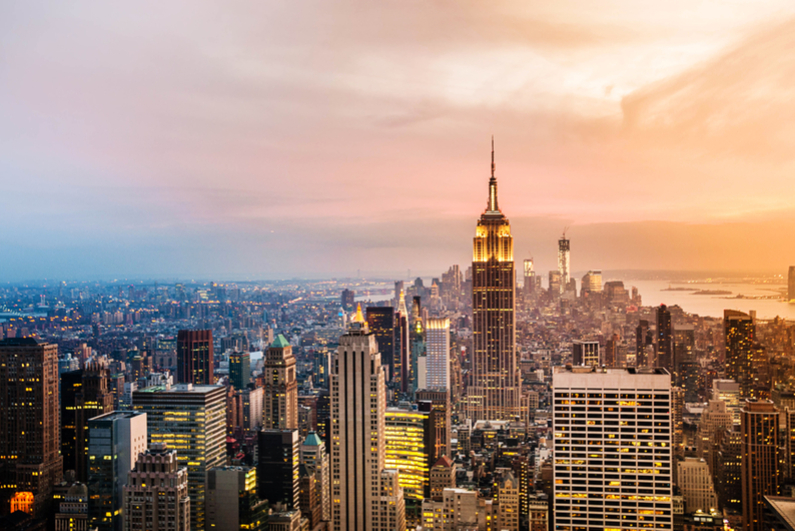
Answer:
467, 140, 520, 421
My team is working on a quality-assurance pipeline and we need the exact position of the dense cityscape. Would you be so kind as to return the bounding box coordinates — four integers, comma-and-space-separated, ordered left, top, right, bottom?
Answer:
2, 162, 795, 531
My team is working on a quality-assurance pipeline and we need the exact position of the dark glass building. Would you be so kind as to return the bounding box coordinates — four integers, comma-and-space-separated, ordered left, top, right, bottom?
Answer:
177, 330, 214, 385
366, 306, 395, 381
257, 429, 300, 510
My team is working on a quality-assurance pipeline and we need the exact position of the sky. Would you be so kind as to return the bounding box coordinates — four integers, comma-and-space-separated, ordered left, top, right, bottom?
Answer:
2, 1, 795, 282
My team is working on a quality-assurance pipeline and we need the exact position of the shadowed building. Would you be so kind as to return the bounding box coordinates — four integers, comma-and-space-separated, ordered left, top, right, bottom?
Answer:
366, 307, 395, 382
742, 400, 780, 531
0, 338, 63, 518
177, 330, 214, 385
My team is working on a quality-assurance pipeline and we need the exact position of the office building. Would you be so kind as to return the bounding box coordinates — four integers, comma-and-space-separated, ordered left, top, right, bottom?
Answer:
258, 429, 299, 510
300, 432, 330, 524
429, 456, 455, 501
87, 411, 148, 531
523, 258, 537, 296
636, 320, 653, 368
468, 142, 520, 421
133, 384, 226, 531
385, 408, 430, 501
416, 389, 452, 465
241, 387, 263, 431
123, 442, 190, 531
61, 369, 84, 475
580, 270, 602, 295
558, 232, 570, 293
725, 310, 755, 397
263, 335, 298, 430
425, 318, 450, 391
0, 338, 63, 518
677, 458, 718, 514
716, 426, 742, 510
712, 379, 742, 424
229, 351, 251, 390
340, 289, 355, 311
177, 330, 214, 385
572, 339, 599, 366
552, 366, 674, 530
656, 304, 673, 372
76, 358, 115, 482
207, 466, 267, 531
366, 307, 395, 382
330, 314, 406, 531
409, 298, 426, 394
696, 400, 733, 472
742, 400, 780, 531
54, 483, 89, 531
395, 292, 411, 393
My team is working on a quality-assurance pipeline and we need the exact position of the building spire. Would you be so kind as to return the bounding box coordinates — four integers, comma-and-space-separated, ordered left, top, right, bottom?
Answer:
488, 136, 499, 212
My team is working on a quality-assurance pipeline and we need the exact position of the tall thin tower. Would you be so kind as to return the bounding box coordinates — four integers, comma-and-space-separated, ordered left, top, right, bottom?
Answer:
331, 310, 405, 531
558, 231, 570, 293
468, 139, 519, 421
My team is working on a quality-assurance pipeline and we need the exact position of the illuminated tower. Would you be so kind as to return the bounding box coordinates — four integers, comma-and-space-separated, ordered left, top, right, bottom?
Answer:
741, 400, 780, 531
177, 330, 214, 385
263, 334, 298, 430
468, 139, 519, 421
557, 232, 570, 294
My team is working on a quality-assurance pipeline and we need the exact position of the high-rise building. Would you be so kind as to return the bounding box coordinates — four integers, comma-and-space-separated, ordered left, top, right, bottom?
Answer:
366, 307, 395, 382
469, 142, 519, 421
409, 298, 426, 394
123, 442, 190, 531
177, 330, 214, 385
76, 358, 114, 482
340, 289, 355, 311
229, 351, 250, 390
552, 366, 673, 530
425, 318, 450, 391
725, 310, 756, 398
789, 266, 795, 302
742, 400, 780, 531
572, 340, 599, 366
87, 411, 148, 531
257, 429, 299, 510
300, 432, 330, 523
416, 390, 451, 465
558, 232, 570, 293
716, 426, 743, 510
696, 399, 733, 471
636, 320, 653, 368
580, 270, 602, 295
523, 258, 536, 296
61, 369, 84, 475
677, 458, 718, 514
207, 466, 267, 531
330, 314, 406, 531
656, 304, 673, 372
395, 291, 411, 394
548, 270, 562, 296
133, 384, 226, 531
385, 408, 430, 501
262, 334, 298, 430
0, 338, 63, 518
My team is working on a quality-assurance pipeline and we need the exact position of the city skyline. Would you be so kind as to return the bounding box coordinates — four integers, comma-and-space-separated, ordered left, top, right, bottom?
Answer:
3, 2, 795, 281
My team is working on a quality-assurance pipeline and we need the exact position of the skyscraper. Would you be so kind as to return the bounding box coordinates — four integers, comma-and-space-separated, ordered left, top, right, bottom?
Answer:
425, 318, 450, 391
262, 334, 298, 430
656, 304, 673, 372
207, 466, 267, 531
741, 400, 780, 531
133, 384, 226, 531
416, 390, 452, 465
558, 231, 570, 294
395, 291, 411, 393
177, 330, 214, 385
636, 319, 653, 368
725, 310, 755, 397
61, 369, 84, 475
552, 366, 674, 530
330, 313, 405, 531
0, 338, 63, 518
366, 307, 395, 382
469, 141, 519, 421
229, 351, 250, 390
87, 411, 148, 531
76, 358, 114, 482
572, 339, 599, 366
300, 432, 330, 523
385, 408, 430, 501
257, 429, 300, 510
123, 442, 190, 531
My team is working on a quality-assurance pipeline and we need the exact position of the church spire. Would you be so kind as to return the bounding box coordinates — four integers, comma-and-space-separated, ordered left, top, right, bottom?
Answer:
488, 136, 499, 212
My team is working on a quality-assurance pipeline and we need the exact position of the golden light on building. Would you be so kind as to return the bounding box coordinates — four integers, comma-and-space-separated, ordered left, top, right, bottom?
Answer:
11, 491, 35, 514
385, 409, 429, 500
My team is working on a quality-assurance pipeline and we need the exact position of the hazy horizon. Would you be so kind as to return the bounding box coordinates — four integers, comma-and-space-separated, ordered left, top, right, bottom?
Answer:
3, 1, 795, 282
